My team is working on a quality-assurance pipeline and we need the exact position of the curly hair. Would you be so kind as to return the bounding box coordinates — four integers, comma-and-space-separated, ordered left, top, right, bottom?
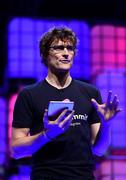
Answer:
39, 26, 78, 66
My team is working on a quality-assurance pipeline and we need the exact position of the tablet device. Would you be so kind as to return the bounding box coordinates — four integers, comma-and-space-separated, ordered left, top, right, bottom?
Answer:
48, 101, 74, 117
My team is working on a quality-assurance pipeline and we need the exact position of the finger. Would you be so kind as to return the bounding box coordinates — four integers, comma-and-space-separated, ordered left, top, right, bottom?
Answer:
56, 109, 68, 124
91, 98, 99, 110
112, 99, 120, 110
116, 108, 122, 113
62, 99, 70, 102
112, 108, 122, 118
106, 91, 112, 106
43, 109, 49, 128
60, 110, 74, 128
111, 95, 118, 107
61, 117, 73, 131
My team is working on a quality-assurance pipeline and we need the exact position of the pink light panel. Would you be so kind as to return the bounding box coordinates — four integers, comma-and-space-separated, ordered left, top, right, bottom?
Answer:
91, 25, 126, 79
8, 94, 18, 156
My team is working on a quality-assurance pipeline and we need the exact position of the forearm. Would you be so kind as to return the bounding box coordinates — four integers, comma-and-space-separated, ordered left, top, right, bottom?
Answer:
12, 131, 50, 159
92, 122, 111, 156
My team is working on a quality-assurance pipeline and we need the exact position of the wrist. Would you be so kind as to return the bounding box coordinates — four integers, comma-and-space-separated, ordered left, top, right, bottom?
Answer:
43, 130, 56, 141
100, 120, 112, 129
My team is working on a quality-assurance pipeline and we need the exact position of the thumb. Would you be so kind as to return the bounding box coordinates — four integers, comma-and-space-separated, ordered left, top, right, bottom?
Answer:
62, 99, 70, 102
91, 98, 99, 110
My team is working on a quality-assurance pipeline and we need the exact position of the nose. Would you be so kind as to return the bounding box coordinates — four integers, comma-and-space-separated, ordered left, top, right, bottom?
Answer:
62, 47, 69, 59
62, 54, 69, 59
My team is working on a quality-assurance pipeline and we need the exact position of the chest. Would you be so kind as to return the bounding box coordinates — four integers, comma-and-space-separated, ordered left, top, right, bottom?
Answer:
30, 86, 92, 139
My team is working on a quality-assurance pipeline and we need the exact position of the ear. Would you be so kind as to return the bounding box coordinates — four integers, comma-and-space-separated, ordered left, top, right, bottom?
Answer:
40, 55, 48, 67
74, 49, 78, 57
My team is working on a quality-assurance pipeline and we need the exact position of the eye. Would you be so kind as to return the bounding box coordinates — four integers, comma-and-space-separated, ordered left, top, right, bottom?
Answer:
66, 45, 74, 51
50, 45, 75, 51
52, 45, 64, 50
56, 45, 64, 50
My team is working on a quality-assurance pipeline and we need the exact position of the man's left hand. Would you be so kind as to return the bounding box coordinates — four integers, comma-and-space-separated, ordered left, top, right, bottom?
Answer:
91, 91, 122, 123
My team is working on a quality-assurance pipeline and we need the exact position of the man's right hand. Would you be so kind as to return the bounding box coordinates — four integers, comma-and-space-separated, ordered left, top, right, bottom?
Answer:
43, 108, 74, 140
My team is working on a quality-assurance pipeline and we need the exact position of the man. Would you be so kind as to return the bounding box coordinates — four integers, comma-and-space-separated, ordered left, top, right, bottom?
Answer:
11, 27, 121, 180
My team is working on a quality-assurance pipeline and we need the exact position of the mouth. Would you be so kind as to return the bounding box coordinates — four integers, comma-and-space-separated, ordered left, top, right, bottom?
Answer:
59, 59, 71, 64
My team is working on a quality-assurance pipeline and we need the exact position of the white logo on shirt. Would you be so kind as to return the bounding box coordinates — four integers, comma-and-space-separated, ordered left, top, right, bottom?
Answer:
73, 114, 88, 121
70, 114, 88, 127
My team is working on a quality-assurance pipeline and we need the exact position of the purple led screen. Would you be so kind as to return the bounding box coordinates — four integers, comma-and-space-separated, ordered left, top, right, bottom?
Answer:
0, 98, 7, 165
95, 70, 126, 148
6, 20, 126, 179
8, 18, 90, 81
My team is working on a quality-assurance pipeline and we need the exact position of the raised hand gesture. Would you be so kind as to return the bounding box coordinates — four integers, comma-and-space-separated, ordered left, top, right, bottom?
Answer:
91, 91, 122, 124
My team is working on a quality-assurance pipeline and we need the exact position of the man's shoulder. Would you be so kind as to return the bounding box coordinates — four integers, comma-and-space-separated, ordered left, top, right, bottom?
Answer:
19, 79, 45, 95
73, 79, 98, 92
73, 79, 101, 99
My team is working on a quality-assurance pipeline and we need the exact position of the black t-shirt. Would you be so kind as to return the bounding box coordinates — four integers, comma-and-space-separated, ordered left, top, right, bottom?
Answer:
12, 79, 102, 180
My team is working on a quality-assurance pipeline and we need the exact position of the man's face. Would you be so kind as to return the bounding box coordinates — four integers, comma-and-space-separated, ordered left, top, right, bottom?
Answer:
47, 39, 75, 72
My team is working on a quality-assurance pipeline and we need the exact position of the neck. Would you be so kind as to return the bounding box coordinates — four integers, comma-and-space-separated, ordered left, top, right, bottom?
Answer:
46, 70, 72, 89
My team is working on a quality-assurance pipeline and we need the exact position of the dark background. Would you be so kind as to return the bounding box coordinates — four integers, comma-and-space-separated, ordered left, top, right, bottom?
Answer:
0, 0, 126, 88
1, 0, 126, 19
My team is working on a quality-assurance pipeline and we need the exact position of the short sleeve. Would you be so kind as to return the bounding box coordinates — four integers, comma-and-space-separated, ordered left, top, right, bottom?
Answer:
12, 88, 33, 128
88, 89, 103, 125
